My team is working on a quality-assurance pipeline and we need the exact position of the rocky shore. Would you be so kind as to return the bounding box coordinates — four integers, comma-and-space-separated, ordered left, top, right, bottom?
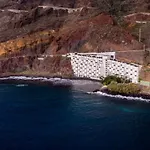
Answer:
0, 75, 102, 93
100, 87, 150, 99
0, 75, 150, 102
89, 85, 150, 103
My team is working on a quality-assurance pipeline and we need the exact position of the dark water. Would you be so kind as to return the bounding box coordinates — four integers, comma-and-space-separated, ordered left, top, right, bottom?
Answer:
0, 84, 150, 150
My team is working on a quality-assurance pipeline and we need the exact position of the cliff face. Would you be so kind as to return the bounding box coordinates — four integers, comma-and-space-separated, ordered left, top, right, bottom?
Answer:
0, 0, 94, 9
0, 0, 149, 76
1, 0, 149, 10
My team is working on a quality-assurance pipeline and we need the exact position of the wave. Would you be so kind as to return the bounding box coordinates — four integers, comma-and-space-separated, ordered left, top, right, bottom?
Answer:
2, 76, 149, 103
88, 91, 150, 103
16, 84, 28, 87
0, 76, 72, 85
0, 76, 53, 81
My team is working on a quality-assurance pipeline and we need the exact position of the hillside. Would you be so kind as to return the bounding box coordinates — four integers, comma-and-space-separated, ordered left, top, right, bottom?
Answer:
0, 0, 149, 78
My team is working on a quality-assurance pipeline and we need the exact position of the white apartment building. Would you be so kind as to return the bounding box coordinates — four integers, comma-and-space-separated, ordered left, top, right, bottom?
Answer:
70, 52, 141, 83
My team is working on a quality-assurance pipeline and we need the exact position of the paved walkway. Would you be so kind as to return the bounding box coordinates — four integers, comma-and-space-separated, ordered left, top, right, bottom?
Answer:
0, 54, 68, 61
140, 80, 150, 87
0, 5, 95, 14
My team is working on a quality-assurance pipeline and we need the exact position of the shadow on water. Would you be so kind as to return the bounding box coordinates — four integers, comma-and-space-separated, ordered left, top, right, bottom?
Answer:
1, 83, 150, 150
0, 84, 76, 150
18, 84, 73, 106
0, 83, 74, 113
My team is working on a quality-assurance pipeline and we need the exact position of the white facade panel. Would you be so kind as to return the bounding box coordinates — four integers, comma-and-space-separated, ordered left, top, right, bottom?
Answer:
70, 53, 141, 83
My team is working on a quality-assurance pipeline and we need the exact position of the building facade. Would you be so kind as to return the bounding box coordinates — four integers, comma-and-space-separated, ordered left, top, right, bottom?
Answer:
70, 52, 141, 83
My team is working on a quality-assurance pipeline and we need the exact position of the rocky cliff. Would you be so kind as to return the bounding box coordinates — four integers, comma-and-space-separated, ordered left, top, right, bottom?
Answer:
0, 0, 149, 77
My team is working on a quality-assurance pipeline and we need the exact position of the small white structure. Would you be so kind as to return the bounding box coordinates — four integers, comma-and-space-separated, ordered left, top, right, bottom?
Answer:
38, 57, 44, 61
70, 52, 141, 83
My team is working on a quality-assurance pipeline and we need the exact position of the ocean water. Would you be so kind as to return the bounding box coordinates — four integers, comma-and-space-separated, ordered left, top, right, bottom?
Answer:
0, 84, 150, 150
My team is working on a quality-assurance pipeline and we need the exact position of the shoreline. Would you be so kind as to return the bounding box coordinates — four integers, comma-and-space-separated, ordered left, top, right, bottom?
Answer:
90, 86, 150, 102
90, 91, 150, 103
0, 74, 101, 82
0, 75, 102, 93
0, 75, 150, 102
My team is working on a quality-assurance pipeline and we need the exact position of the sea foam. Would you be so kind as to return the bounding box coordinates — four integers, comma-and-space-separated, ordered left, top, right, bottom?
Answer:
1, 76, 150, 103
0, 76, 72, 86
16, 84, 28, 87
88, 91, 150, 103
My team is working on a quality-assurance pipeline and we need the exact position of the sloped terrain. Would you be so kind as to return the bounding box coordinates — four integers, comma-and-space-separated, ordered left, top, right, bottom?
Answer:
0, 0, 149, 77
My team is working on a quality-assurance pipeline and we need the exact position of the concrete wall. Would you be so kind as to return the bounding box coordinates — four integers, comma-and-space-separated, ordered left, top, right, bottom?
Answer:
70, 53, 141, 83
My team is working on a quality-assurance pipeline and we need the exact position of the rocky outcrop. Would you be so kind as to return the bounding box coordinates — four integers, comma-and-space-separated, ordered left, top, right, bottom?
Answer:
0, 0, 148, 76
48, 13, 142, 55
0, 55, 72, 77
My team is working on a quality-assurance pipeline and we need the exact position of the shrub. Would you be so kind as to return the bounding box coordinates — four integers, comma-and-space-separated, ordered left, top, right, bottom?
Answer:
107, 82, 141, 95
102, 75, 130, 85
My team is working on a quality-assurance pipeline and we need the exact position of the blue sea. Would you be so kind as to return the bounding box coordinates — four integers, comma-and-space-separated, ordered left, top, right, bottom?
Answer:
0, 83, 150, 150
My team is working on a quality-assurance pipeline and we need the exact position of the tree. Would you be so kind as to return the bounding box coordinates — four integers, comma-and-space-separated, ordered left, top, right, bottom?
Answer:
96, 0, 134, 18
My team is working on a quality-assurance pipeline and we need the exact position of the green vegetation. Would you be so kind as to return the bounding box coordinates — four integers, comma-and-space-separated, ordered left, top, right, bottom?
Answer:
102, 75, 140, 95
96, 0, 133, 19
102, 75, 130, 85
107, 81, 141, 95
